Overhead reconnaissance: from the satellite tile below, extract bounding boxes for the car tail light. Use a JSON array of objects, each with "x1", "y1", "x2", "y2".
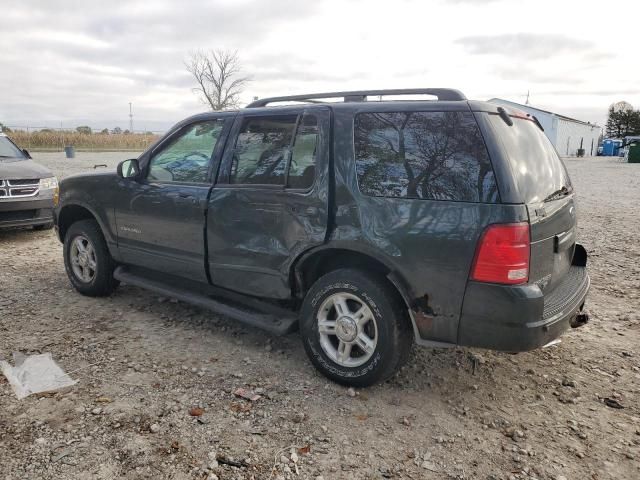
[{"x1": 470, "y1": 223, "x2": 530, "y2": 285}]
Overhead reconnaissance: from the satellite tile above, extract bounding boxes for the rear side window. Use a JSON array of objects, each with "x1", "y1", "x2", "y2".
[
  {"x1": 354, "y1": 111, "x2": 499, "y2": 203},
  {"x1": 487, "y1": 114, "x2": 572, "y2": 203}
]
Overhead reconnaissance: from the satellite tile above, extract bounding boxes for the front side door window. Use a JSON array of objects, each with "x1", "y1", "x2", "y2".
[{"x1": 148, "y1": 120, "x2": 225, "y2": 183}]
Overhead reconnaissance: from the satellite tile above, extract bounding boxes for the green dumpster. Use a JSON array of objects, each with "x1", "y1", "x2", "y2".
[{"x1": 628, "y1": 143, "x2": 640, "y2": 163}]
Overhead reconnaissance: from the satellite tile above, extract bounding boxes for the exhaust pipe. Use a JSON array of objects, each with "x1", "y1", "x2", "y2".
[{"x1": 570, "y1": 312, "x2": 589, "y2": 328}]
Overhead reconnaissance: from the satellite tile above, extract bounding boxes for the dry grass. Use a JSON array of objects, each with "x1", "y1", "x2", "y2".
[{"x1": 9, "y1": 130, "x2": 160, "y2": 151}]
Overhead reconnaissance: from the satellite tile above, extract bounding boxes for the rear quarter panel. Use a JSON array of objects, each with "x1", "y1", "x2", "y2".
[{"x1": 330, "y1": 105, "x2": 528, "y2": 344}]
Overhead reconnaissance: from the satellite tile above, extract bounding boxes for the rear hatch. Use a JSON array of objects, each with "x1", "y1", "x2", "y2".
[{"x1": 487, "y1": 112, "x2": 577, "y2": 294}]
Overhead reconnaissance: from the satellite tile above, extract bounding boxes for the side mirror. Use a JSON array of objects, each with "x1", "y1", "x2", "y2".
[
  {"x1": 22, "y1": 148, "x2": 32, "y2": 159},
  {"x1": 117, "y1": 158, "x2": 141, "y2": 179}
]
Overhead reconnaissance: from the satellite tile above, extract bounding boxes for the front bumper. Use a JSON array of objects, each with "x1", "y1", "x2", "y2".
[
  {"x1": 0, "y1": 197, "x2": 54, "y2": 229},
  {"x1": 457, "y1": 265, "x2": 590, "y2": 352}
]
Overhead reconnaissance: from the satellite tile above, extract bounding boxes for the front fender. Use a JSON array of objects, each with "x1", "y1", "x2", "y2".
[{"x1": 56, "y1": 173, "x2": 120, "y2": 258}]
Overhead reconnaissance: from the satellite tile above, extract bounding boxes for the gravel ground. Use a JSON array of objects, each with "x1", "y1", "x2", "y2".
[{"x1": 1, "y1": 153, "x2": 639, "y2": 480}]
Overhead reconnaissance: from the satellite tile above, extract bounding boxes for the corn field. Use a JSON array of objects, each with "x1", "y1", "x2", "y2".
[{"x1": 9, "y1": 130, "x2": 161, "y2": 151}]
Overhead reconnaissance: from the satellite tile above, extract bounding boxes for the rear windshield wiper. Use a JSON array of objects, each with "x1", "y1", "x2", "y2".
[
  {"x1": 531, "y1": 115, "x2": 544, "y2": 132},
  {"x1": 496, "y1": 108, "x2": 544, "y2": 131},
  {"x1": 497, "y1": 107, "x2": 513, "y2": 126},
  {"x1": 543, "y1": 186, "x2": 571, "y2": 202}
]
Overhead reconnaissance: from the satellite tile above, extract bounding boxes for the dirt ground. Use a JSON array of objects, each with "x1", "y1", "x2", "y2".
[{"x1": 1, "y1": 153, "x2": 639, "y2": 480}]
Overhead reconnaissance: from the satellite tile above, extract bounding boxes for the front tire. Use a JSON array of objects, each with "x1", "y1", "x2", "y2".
[
  {"x1": 300, "y1": 269, "x2": 413, "y2": 387},
  {"x1": 63, "y1": 219, "x2": 119, "y2": 297}
]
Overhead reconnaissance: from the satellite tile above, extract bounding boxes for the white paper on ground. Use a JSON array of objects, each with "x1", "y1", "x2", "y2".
[{"x1": 0, "y1": 352, "x2": 77, "y2": 399}]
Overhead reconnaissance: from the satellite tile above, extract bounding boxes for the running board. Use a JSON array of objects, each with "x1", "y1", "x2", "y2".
[{"x1": 113, "y1": 267, "x2": 298, "y2": 335}]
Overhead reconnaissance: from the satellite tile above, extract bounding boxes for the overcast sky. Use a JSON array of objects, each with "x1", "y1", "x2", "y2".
[{"x1": 1, "y1": 0, "x2": 638, "y2": 132}]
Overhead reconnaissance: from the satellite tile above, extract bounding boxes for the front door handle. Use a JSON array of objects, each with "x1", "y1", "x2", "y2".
[
  {"x1": 168, "y1": 192, "x2": 194, "y2": 200},
  {"x1": 167, "y1": 192, "x2": 200, "y2": 206}
]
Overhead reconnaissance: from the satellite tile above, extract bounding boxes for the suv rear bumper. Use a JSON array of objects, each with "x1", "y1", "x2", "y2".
[
  {"x1": 0, "y1": 197, "x2": 54, "y2": 229},
  {"x1": 457, "y1": 265, "x2": 590, "y2": 352}
]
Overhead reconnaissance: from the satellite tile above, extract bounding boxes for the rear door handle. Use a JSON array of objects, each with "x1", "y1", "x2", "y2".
[{"x1": 290, "y1": 206, "x2": 318, "y2": 215}]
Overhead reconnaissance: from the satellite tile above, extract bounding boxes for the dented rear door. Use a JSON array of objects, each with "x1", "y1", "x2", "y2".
[{"x1": 206, "y1": 106, "x2": 330, "y2": 298}]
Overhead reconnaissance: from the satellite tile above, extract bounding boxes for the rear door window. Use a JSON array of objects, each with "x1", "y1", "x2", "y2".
[
  {"x1": 230, "y1": 115, "x2": 297, "y2": 185},
  {"x1": 487, "y1": 114, "x2": 572, "y2": 203},
  {"x1": 354, "y1": 111, "x2": 499, "y2": 202},
  {"x1": 228, "y1": 113, "x2": 318, "y2": 189},
  {"x1": 287, "y1": 114, "x2": 318, "y2": 189}
]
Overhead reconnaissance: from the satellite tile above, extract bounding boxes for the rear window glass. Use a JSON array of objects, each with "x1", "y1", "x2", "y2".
[
  {"x1": 354, "y1": 111, "x2": 499, "y2": 203},
  {"x1": 488, "y1": 114, "x2": 572, "y2": 203}
]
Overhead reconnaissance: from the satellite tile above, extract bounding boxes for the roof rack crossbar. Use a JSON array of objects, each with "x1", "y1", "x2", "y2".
[{"x1": 246, "y1": 88, "x2": 466, "y2": 108}]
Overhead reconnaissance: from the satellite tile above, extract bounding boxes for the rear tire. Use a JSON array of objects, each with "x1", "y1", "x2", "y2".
[
  {"x1": 63, "y1": 219, "x2": 119, "y2": 297},
  {"x1": 300, "y1": 269, "x2": 413, "y2": 387}
]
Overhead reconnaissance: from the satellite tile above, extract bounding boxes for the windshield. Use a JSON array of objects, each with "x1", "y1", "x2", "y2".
[
  {"x1": 0, "y1": 136, "x2": 27, "y2": 162},
  {"x1": 488, "y1": 114, "x2": 572, "y2": 203}
]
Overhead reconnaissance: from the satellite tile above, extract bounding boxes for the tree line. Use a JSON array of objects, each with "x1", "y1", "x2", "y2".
[
  {"x1": 0, "y1": 124, "x2": 155, "y2": 135},
  {"x1": 74, "y1": 126, "x2": 155, "y2": 135},
  {"x1": 605, "y1": 102, "x2": 640, "y2": 139}
]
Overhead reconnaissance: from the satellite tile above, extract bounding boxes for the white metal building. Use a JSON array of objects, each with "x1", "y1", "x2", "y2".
[{"x1": 489, "y1": 98, "x2": 602, "y2": 157}]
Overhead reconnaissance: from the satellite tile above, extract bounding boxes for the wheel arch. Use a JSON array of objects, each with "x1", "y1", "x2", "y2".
[
  {"x1": 57, "y1": 203, "x2": 104, "y2": 243},
  {"x1": 292, "y1": 245, "x2": 415, "y2": 318},
  {"x1": 291, "y1": 245, "x2": 454, "y2": 347}
]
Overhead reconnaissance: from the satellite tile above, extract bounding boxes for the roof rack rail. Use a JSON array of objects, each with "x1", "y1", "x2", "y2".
[{"x1": 246, "y1": 88, "x2": 466, "y2": 108}]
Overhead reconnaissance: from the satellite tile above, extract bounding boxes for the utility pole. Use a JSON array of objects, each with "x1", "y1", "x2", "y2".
[
  {"x1": 129, "y1": 102, "x2": 133, "y2": 132},
  {"x1": 525, "y1": 90, "x2": 530, "y2": 105}
]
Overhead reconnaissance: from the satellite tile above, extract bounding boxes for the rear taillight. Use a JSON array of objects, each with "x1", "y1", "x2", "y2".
[{"x1": 470, "y1": 223, "x2": 530, "y2": 285}]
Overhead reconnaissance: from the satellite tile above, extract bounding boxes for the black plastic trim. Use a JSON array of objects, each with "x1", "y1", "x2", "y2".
[{"x1": 113, "y1": 266, "x2": 298, "y2": 335}]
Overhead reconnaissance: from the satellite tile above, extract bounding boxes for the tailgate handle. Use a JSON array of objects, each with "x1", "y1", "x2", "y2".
[{"x1": 554, "y1": 230, "x2": 575, "y2": 253}]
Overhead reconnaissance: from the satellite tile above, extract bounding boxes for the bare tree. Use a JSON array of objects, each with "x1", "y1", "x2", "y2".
[{"x1": 185, "y1": 50, "x2": 250, "y2": 111}]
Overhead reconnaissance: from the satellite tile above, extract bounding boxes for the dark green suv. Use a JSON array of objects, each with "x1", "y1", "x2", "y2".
[{"x1": 55, "y1": 89, "x2": 589, "y2": 387}]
